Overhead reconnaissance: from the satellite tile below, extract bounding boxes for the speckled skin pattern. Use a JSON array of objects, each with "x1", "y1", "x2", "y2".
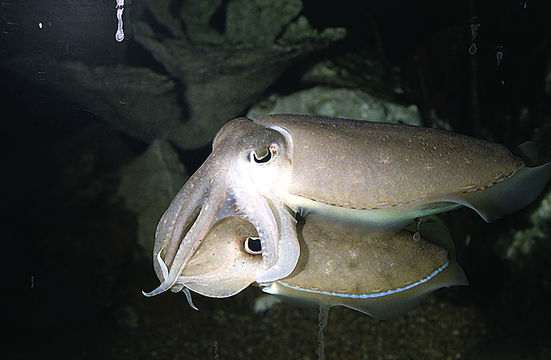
[{"x1": 255, "y1": 114, "x2": 524, "y2": 210}]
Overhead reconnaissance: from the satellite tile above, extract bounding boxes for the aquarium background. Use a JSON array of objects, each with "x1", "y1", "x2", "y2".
[{"x1": 3, "y1": 1, "x2": 551, "y2": 359}]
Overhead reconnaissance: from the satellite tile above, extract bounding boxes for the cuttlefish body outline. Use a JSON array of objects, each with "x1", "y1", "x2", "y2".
[
  {"x1": 143, "y1": 114, "x2": 551, "y2": 297},
  {"x1": 176, "y1": 216, "x2": 468, "y2": 320}
]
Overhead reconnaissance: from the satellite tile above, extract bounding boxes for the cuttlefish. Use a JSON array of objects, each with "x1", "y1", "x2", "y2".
[
  {"x1": 173, "y1": 216, "x2": 467, "y2": 319},
  {"x1": 144, "y1": 114, "x2": 550, "y2": 297}
]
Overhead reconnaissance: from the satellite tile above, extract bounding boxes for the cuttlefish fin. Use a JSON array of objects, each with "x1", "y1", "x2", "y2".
[
  {"x1": 515, "y1": 141, "x2": 539, "y2": 165},
  {"x1": 443, "y1": 162, "x2": 551, "y2": 222},
  {"x1": 343, "y1": 261, "x2": 468, "y2": 320}
]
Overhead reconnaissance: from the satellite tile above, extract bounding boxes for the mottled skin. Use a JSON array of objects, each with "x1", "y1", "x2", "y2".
[
  {"x1": 144, "y1": 114, "x2": 550, "y2": 298},
  {"x1": 176, "y1": 216, "x2": 467, "y2": 319},
  {"x1": 255, "y1": 114, "x2": 523, "y2": 210},
  {"x1": 282, "y1": 220, "x2": 449, "y2": 295},
  {"x1": 265, "y1": 218, "x2": 467, "y2": 319}
]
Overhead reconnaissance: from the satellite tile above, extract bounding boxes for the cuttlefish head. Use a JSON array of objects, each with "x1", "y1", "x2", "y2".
[
  {"x1": 175, "y1": 217, "x2": 263, "y2": 301},
  {"x1": 143, "y1": 118, "x2": 300, "y2": 297}
]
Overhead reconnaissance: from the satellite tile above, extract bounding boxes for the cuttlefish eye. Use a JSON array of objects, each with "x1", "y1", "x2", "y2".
[
  {"x1": 243, "y1": 236, "x2": 262, "y2": 255},
  {"x1": 249, "y1": 143, "x2": 279, "y2": 164}
]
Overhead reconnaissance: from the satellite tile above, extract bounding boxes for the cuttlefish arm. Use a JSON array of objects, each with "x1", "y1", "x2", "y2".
[
  {"x1": 143, "y1": 119, "x2": 300, "y2": 297},
  {"x1": 249, "y1": 114, "x2": 551, "y2": 228},
  {"x1": 143, "y1": 154, "x2": 231, "y2": 297}
]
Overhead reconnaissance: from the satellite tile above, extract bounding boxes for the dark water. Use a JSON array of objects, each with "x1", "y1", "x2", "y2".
[{"x1": 4, "y1": 1, "x2": 551, "y2": 359}]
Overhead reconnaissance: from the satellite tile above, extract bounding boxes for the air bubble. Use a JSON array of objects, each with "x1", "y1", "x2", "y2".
[
  {"x1": 468, "y1": 42, "x2": 477, "y2": 55},
  {"x1": 496, "y1": 45, "x2": 504, "y2": 67},
  {"x1": 115, "y1": 0, "x2": 124, "y2": 42}
]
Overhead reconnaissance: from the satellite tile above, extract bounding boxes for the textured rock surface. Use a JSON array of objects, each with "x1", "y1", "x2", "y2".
[
  {"x1": 506, "y1": 190, "x2": 551, "y2": 259},
  {"x1": 1, "y1": 0, "x2": 345, "y2": 150},
  {"x1": 130, "y1": 0, "x2": 345, "y2": 149},
  {"x1": 248, "y1": 86, "x2": 422, "y2": 126},
  {"x1": 301, "y1": 54, "x2": 405, "y2": 100},
  {"x1": 226, "y1": 0, "x2": 303, "y2": 45}
]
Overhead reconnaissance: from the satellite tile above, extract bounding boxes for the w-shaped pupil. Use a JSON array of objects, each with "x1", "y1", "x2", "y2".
[
  {"x1": 244, "y1": 237, "x2": 262, "y2": 253},
  {"x1": 253, "y1": 149, "x2": 272, "y2": 163}
]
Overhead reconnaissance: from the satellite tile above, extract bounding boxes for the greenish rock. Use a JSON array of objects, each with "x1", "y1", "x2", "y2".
[
  {"x1": 132, "y1": 0, "x2": 345, "y2": 148},
  {"x1": 180, "y1": 0, "x2": 225, "y2": 44},
  {"x1": 301, "y1": 53, "x2": 404, "y2": 100},
  {"x1": 226, "y1": 0, "x2": 302, "y2": 45},
  {"x1": 248, "y1": 86, "x2": 422, "y2": 126},
  {"x1": 506, "y1": 190, "x2": 551, "y2": 259},
  {"x1": 61, "y1": 62, "x2": 184, "y2": 142},
  {"x1": 278, "y1": 16, "x2": 319, "y2": 44},
  {"x1": 141, "y1": 0, "x2": 185, "y2": 38},
  {"x1": 4, "y1": 0, "x2": 346, "y2": 150}
]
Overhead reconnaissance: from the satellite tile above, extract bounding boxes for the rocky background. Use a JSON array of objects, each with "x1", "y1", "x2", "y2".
[{"x1": 3, "y1": 0, "x2": 551, "y2": 359}]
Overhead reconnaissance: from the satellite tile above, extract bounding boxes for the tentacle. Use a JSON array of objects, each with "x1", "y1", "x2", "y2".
[
  {"x1": 230, "y1": 185, "x2": 300, "y2": 282},
  {"x1": 156, "y1": 155, "x2": 219, "y2": 270},
  {"x1": 142, "y1": 251, "x2": 169, "y2": 297},
  {"x1": 227, "y1": 165, "x2": 280, "y2": 272},
  {"x1": 145, "y1": 152, "x2": 235, "y2": 296},
  {"x1": 143, "y1": 190, "x2": 226, "y2": 297},
  {"x1": 183, "y1": 288, "x2": 199, "y2": 311}
]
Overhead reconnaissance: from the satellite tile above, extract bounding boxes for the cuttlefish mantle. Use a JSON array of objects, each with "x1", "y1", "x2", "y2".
[
  {"x1": 252, "y1": 114, "x2": 551, "y2": 227},
  {"x1": 174, "y1": 216, "x2": 467, "y2": 319},
  {"x1": 144, "y1": 114, "x2": 550, "y2": 297},
  {"x1": 263, "y1": 218, "x2": 467, "y2": 319}
]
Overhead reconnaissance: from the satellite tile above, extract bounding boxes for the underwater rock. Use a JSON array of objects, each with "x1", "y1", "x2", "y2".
[
  {"x1": 296, "y1": 53, "x2": 451, "y2": 130},
  {"x1": 1, "y1": 55, "x2": 188, "y2": 146},
  {"x1": 117, "y1": 139, "x2": 188, "y2": 255},
  {"x1": 247, "y1": 86, "x2": 422, "y2": 126},
  {"x1": 62, "y1": 63, "x2": 185, "y2": 143},
  {"x1": 301, "y1": 54, "x2": 404, "y2": 100},
  {"x1": 132, "y1": 0, "x2": 345, "y2": 149},
  {"x1": 506, "y1": 189, "x2": 551, "y2": 259},
  {"x1": 179, "y1": 0, "x2": 225, "y2": 44},
  {"x1": 225, "y1": 0, "x2": 303, "y2": 45},
  {"x1": 139, "y1": 0, "x2": 186, "y2": 39},
  {"x1": 2, "y1": 0, "x2": 345, "y2": 150}
]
